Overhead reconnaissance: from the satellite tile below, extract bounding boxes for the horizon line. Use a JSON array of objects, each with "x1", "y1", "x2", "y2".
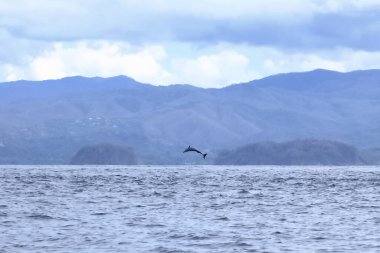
[{"x1": 2, "y1": 68, "x2": 380, "y2": 88}]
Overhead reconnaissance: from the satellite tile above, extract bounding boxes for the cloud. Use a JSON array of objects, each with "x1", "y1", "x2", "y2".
[
  {"x1": 2, "y1": 1, "x2": 308, "y2": 42},
  {"x1": 5, "y1": 40, "x2": 380, "y2": 88},
  {"x1": 259, "y1": 47, "x2": 380, "y2": 76},
  {"x1": 2, "y1": 1, "x2": 380, "y2": 85},
  {"x1": 168, "y1": 50, "x2": 259, "y2": 87},
  {"x1": 3, "y1": 41, "x2": 171, "y2": 84},
  {"x1": 1, "y1": 40, "x2": 258, "y2": 87},
  {"x1": 262, "y1": 50, "x2": 346, "y2": 75},
  {"x1": 0, "y1": 28, "x2": 48, "y2": 65},
  {"x1": 1, "y1": 0, "x2": 380, "y2": 51}
]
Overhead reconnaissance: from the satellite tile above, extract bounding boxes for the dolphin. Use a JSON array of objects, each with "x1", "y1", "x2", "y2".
[{"x1": 183, "y1": 145, "x2": 207, "y2": 159}]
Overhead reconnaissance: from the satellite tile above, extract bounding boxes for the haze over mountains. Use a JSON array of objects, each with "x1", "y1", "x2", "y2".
[{"x1": 1, "y1": 69, "x2": 380, "y2": 164}]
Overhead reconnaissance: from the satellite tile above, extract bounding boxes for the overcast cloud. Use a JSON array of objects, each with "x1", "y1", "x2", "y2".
[{"x1": 1, "y1": 0, "x2": 380, "y2": 87}]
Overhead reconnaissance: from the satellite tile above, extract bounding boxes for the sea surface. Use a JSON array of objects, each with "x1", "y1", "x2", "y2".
[{"x1": 0, "y1": 165, "x2": 379, "y2": 253}]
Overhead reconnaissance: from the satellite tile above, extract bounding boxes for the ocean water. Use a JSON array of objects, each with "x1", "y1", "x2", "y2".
[{"x1": 0, "y1": 165, "x2": 379, "y2": 253}]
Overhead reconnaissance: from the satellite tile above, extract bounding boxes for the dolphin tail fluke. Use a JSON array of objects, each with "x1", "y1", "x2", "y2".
[{"x1": 203, "y1": 153, "x2": 207, "y2": 159}]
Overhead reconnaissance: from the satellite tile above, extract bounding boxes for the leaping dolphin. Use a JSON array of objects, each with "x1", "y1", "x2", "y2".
[{"x1": 183, "y1": 145, "x2": 207, "y2": 159}]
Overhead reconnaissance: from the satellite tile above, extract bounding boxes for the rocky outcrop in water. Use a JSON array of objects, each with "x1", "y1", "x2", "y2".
[
  {"x1": 70, "y1": 143, "x2": 137, "y2": 165},
  {"x1": 215, "y1": 139, "x2": 366, "y2": 165}
]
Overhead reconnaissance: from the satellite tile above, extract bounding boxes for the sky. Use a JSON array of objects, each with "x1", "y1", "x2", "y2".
[{"x1": 1, "y1": 0, "x2": 380, "y2": 88}]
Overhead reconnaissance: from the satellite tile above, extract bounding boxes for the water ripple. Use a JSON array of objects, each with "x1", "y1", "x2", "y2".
[{"x1": 0, "y1": 165, "x2": 379, "y2": 252}]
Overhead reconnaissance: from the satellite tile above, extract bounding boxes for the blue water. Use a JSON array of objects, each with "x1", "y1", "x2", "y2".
[{"x1": 0, "y1": 165, "x2": 379, "y2": 252}]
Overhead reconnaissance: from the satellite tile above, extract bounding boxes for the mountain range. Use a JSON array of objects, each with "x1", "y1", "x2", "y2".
[{"x1": 1, "y1": 69, "x2": 380, "y2": 164}]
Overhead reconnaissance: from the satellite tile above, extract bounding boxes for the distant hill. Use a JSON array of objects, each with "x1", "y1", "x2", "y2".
[
  {"x1": 214, "y1": 139, "x2": 365, "y2": 165},
  {"x1": 360, "y1": 148, "x2": 380, "y2": 165},
  {"x1": 70, "y1": 143, "x2": 137, "y2": 165},
  {"x1": 1, "y1": 69, "x2": 380, "y2": 164}
]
